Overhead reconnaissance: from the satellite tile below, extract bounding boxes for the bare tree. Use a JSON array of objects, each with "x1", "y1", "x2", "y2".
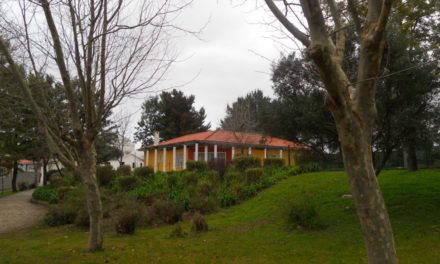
[
  {"x1": 0, "y1": 0, "x2": 193, "y2": 251},
  {"x1": 263, "y1": 0, "x2": 397, "y2": 263},
  {"x1": 114, "y1": 110, "x2": 132, "y2": 166}
]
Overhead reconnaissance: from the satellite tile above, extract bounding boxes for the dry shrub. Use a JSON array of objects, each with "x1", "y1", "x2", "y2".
[
  {"x1": 151, "y1": 199, "x2": 184, "y2": 224},
  {"x1": 191, "y1": 212, "x2": 208, "y2": 232},
  {"x1": 115, "y1": 210, "x2": 137, "y2": 235},
  {"x1": 169, "y1": 224, "x2": 187, "y2": 238},
  {"x1": 96, "y1": 165, "x2": 115, "y2": 186}
]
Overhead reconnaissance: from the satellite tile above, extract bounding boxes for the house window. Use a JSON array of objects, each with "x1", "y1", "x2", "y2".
[
  {"x1": 132, "y1": 163, "x2": 135, "y2": 168},
  {"x1": 176, "y1": 153, "x2": 184, "y2": 168}
]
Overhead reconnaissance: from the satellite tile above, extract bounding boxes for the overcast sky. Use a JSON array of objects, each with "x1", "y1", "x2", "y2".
[{"x1": 121, "y1": 0, "x2": 297, "y2": 139}]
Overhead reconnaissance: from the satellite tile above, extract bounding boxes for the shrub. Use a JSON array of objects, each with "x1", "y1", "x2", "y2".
[
  {"x1": 74, "y1": 208, "x2": 90, "y2": 228},
  {"x1": 151, "y1": 199, "x2": 184, "y2": 224},
  {"x1": 115, "y1": 210, "x2": 137, "y2": 235},
  {"x1": 287, "y1": 166, "x2": 301, "y2": 176},
  {"x1": 299, "y1": 163, "x2": 321, "y2": 173},
  {"x1": 18, "y1": 181, "x2": 28, "y2": 191},
  {"x1": 287, "y1": 194, "x2": 324, "y2": 230},
  {"x1": 118, "y1": 176, "x2": 139, "y2": 192},
  {"x1": 205, "y1": 170, "x2": 220, "y2": 183},
  {"x1": 186, "y1": 160, "x2": 208, "y2": 172},
  {"x1": 169, "y1": 224, "x2": 187, "y2": 238},
  {"x1": 45, "y1": 205, "x2": 76, "y2": 226},
  {"x1": 196, "y1": 180, "x2": 214, "y2": 196},
  {"x1": 182, "y1": 172, "x2": 198, "y2": 186},
  {"x1": 116, "y1": 165, "x2": 132, "y2": 176},
  {"x1": 245, "y1": 168, "x2": 263, "y2": 184},
  {"x1": 133, "y1": 166, "x2": 154, "y2": 180},
  {"x1": 229, "y1": 180, "x2": 246, "y2": 200},
  {"x1": 207, "y1": 158, "x2": 227, "y2": 177},
  {"x1": 28, "y1": 183, "x2": 36, "y2": 189},
  {"x1": 233, "y1": 156, "x2": 261, "y2": 171},
  {"x1": 166, "y1": 174, "x2": 179, "y2": 189},
  {"x1": 264, "y1": 158, "x2": 284, "y2": 168},
  {"x1": 191, "y1": 212, "x2": 208, "y2": 232},
  {"x1": 96, "y1": 165, "x2": 115, "y2": 186},
  {"x1": 224, "y1": 171, "x2": 241, "y2": 185},
  {"x1": 217, "y1": 186, "x2": 238, "y2": 207},
  {"x1": 188, "y1": 196, "x2": 217, "y2": 213},
  {"x1": 32, "y1": 185, "x2": 58, "y2": 204},
  {"x1": 50, "y1": 175, "x2": 66, "y2": 188},
  {"x1": 57, "y1": 186, "x2": 74, "y2": 200}
]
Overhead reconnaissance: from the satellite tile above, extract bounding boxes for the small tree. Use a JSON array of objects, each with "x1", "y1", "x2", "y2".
[
  {"x1": 264, "y1": 0, "x2": 398, "y2": 262},
  {"x1": 134, "y1": 89, "x2": 211, "y2": 146},
  {"x1": 1, "y1": 0, "x2": 193, "y2": 251}
]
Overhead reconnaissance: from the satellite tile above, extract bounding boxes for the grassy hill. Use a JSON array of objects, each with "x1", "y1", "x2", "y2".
[{"x1": 0, "y1": 170, "x2": 439, "y2": 263}]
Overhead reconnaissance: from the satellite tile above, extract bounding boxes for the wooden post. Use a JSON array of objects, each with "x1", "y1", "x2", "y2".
[
  {"x1": 172, "y1": 146, "x2": 176, "y2": 171},
  {"x1": 195, "y1": 143, "x2": 199, "y2": 161},
  {"x1": 214, "y1": 144, "x2": 218, "y2": 158},
  {"x1": 183, "y1": 145, "x2": 187, "y2": 169},
  {"x1": 163, "y1": 147, "x2": 166, "y2": 172},
  {"x1": 154, "y1": 148, "x2": 158, "y2": 172},
  {"x1": 232, "y1": 146, "x2": 235, "y2": 159},
  {"x1": 146, "y1": 150, "x2": 149, "y2": 167},
  {"x1": 204, "y1": 145, "x2": 208, "y2": 161}
]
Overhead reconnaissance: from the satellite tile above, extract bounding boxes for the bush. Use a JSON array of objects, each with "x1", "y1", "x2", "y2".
[
  {"x1": 229, "y1": 180, "x2": 246, "y2": 200},
  {"x1": 217, "y1": 186, "x2": 238, "y2": 207},
  {"x1": 233, "y1": 156, "x2": 261, "y2": 171},
  {"x1": 208, "y1": 158, "x2": 227, "y2": 177},
  {"x1": 151, "y1": 199, "x2": 184, "y2": 224},
  {"x1": 166, "y1": 174, "x2": 179, "y2": 188},
  {"x1": 133, "y1": 166, "x2": 154, "y2": 180},
  {"x1": 287, "y1": 194, "x2": 324, "y2": 230},
  {"x1": 28, "y1": 183, "x2": 36, "y2": 189},
  {"x1": 196, "y1": 180, "x2": 214, "y2": 196},
  {"x1": 57, "y1": 186, "x2": 74, "y2": 200},
  {"x1": 74, "y1": 208, "x2": 90, "y2": 228},
  {"x1": 115, "y1": 210, "x2": 137, "y2": 235},
  {"x1": 224, "y1": 171, "x2": 241, "y2": 185},
  {"x1": 245, "y1": 168, "x2": 263, "y2": 184},
  {"x1": 188, "y1": 195, "x2": 217, "y2": 213},
  {"x1": 50, "y1": 175, "x2": 66, "y2": 188},
  {"x1": 182, "y1": 172, "x2": 198, "y2": 186},
  {"x1": 96, "y1": 165, "x2": 115, "y2": 186},
  {"x1": 191, "y1": 212, "x2": 208, "y2": 232},
  {"x1": 118, "y1": 176, "x2": 139, "y2": 192},
  {"x1": 186, "y1": 160, "x2": 208, "y2": 172},
  {"x1": 287, "y1": 166, "x2": 301, "y2": 176},
  {"x1": 299, "y1": 163, "x2": 321, "y2": 173},
  {"x1": 45, "y1": 205, "x2": 76, "y2": 226},
  {"x1": 33, "y1": 185, "x2": 58, "y2": 204},
  {"x1": 18, "y1": 181, "x2": 28, "y2": 191},
  {"x1": 116, "y1": 165, "x2": 132, "y2": 176},
  {"x1": 264, "y1": 158, "x2": 284, "y2": 168}
]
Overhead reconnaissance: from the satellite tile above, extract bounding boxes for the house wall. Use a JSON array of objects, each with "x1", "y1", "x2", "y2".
[{"x1": 143, "y1": 144, "x2": 297, "y2": 172}]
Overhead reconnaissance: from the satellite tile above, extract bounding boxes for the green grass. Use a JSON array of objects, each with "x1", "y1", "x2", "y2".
[
  {"x1": 0, "y1": 191, "x2": 12, "y2": 198},
  {"x1": 1, "y1": 169, "x2": 439, "y2": 263}
]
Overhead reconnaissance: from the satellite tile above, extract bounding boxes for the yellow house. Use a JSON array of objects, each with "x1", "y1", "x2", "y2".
[{"x1": 142, "y1": 130, "x2": 306, "y2": 172}]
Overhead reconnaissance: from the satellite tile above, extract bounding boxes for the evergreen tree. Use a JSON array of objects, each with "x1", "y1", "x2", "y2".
[{"x1": 134, "y1": 89, "x2": 210, "y2": 146}]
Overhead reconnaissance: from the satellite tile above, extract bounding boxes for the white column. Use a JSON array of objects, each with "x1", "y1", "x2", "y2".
[
  {"x1": 195, "y1": 143, "x2": 199, "y2": 161},
  {"x1": 154, "y1": 148, "x2": 158, "y2": 172},
  {"x1": 231, "y1": 146, "x2": 235, "y2": 159},
  {"x1": 146, "y1": 150, "x2": 150, "y2": 166},
  {"x1": 172, "y1": 147, "x2": 176, "y2": 171},
  {"x1": 280, "y1": 149, "x2": 283, "y2": 158},
  {"x1": 214, "y1": 144, "x2": 218, "y2": 158},
  {"x1": 204, "y1": 145, "x2": 208, "y2": 161},
  {"x1": 163, "y1": 148, "x2": 167, "y2": 172},
  {"x1": 264, "y1": 148, "x2": 267, "y2": 159},
  {"x1": 183, "y1": 144, "x2": 187, "y2": 169},
  {"x1": 248, "y1": 147, "x2": 252, "y2": 155}
]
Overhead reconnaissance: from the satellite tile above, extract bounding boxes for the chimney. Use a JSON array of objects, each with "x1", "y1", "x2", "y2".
[{"x1": 153, "y1": 131, "x2": 160, "y2": 146}]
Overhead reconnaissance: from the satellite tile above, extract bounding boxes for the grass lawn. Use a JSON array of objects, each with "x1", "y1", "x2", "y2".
[
  {"x1": 0, "y1": 169, "x2": 439, "y2": 263},
  {"x1": 0, "y1": 191, "x2": 12, "y2": 198}
]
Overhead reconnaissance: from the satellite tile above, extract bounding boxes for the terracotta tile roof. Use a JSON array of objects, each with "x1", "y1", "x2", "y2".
[{"x1": 146, "y1": 130, "x2": 305, "y2": 149}]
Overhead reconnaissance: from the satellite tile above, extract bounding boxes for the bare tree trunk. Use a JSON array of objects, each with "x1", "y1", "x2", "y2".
[
  {"x1": 78, "y1": 142, "x2": 103, "y2": 251},
  {"x1": 43, "y1": 158, "x2": 48, "y2": 186},
  {"x1": 11, "y1": 160, "x2": 18, "y2": 192},
  {"x1": 335, "y1": 113, "x2": 397, "y2": 263}
]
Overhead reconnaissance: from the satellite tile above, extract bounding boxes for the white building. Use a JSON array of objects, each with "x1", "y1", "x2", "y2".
[{"x1": 109, "y1": 139, "x2": 144, "y2": 170}]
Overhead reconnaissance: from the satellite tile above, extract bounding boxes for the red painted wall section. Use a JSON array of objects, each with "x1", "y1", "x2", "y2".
[{"x1": 186, "y1": 145, "x2": 233, "y2": 161}]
